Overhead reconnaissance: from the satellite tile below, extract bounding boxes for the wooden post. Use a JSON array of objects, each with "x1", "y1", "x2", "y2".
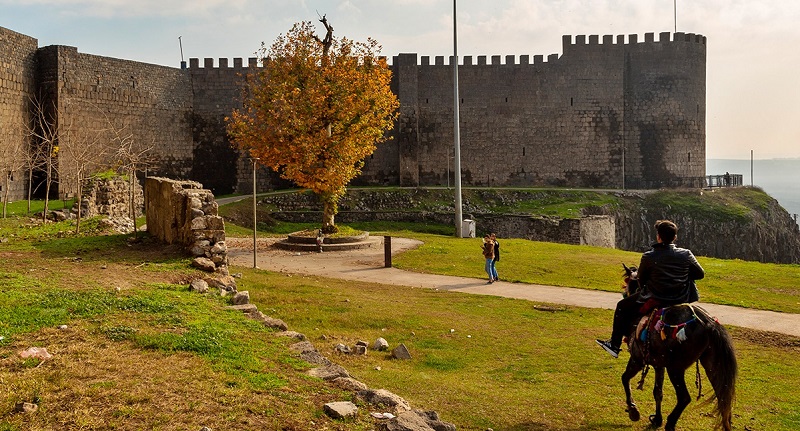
[{"x1": 384, "y1": 236, "x2": 392, "y2": 268}]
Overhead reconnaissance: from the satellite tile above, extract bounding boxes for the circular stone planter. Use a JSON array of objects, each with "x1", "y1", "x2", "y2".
[{"x1": 275, "y1": 231, "x2": 375, "y2": 251}]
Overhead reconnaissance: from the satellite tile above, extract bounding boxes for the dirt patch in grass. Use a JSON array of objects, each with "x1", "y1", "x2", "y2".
[{"x1": 731, "y1": 327, "x2": 800, "y2": 350}]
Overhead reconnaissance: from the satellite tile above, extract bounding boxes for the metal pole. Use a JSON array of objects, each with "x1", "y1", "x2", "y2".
[
  {"x1": 252, "y1": 157, "x2": 259, "y2": 269},
  {"x1": 674, "y1": 0, "x2": 677, "y2": 33},
  {"x1": 750, "y1": 150, "x2": 753, "y2": 187},
  {"x1": 622, "y1": 147, "x2": 626, "y2": 191},
  {"x1": 453, "y1": 0, "x2": 464, "y2": 237}
]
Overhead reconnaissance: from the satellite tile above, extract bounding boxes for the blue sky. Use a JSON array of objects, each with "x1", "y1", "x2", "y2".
[{"x1": 2, "y1": 0, "x2": 799, "y2": 159}]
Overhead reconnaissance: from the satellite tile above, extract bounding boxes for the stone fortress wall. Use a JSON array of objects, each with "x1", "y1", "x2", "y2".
[
  {"x1": 0, "y1": 25, "x2": 706, "y2": 200},
  {"x1": 0, "y1": 27, "x2": 38, "y2": 200},
  {"x1": 359, "y1": 32, "x2": 706, "y2": 189}
]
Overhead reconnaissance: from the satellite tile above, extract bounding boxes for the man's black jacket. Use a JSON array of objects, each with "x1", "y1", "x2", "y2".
[{"x1": 638, "y1": 243, "x2": 705, "y2": 304}]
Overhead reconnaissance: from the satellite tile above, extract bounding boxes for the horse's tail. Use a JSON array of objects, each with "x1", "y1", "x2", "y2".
[{"x1": 697, "y1": 308, "x2": 738, "y2": 431}]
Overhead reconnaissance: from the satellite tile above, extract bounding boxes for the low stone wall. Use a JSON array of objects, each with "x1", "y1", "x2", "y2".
[
  {"x1": 145, "y1": 177, "x2": 227, "y2": 268},
  {"x1": 269, "y1": 210, "x2": 615, "y2": 248},
  {"x1": 77, "y1": 176, "x2": 143, "y2": 218}
]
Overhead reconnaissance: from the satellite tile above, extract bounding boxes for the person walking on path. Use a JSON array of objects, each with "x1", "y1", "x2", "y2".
[
  {"x1": 490, "y1": 233, "x2": 500, "y2": 282},
  {"x1": 481, "y1": 235, "x2": 496, "y2": 284},
  {"x1": 596, "y1": 219, "x2": 704, "y2": 358}
]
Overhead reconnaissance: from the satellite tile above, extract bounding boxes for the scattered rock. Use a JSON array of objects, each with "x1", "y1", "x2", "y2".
[
  {"x1": 323, "y1": 401, "x2": 358, "y2": 419},
  {"x1": 353, "y1": 344, "x2": 367, "y2": 355},
  {"x1": 374, "y1": 337, "x2": 389, "y2": 351},
  {"x1": 275, "y1": 331, "x2": 306, "y2": 341},
  {"x1": 392, "y1": 343, "x2": 412, "y2": 360},
  {"x1": 226, "y1": 304, "x2": 258, "y2": 314},
  {"x1": 308, "y1": 364, "x2": 350, "y2": 381},
  {"x1": 377, "y1": 410, "x2": 456, "y2": 431},
  {"x1": 19, "y1": 347, "x2": 52, "y2": 361},
  {"x1": 57, "y1": 325, "x2": 68, "y2": 330},
  {"x1": 189, "y1": 279, "x2": 209, "y2": 293},
  {"x1": 191, "y1": 257, "x2": 216, "y2": 272},
  {"x1": 331, "y1": 376, "x2": 368, "y2": 392},
  {"x1": 14, "y1": 402, "x2": 38, "y2": 414},
  {"x1": 231, "y1": 291, "x2": 250, "y2": 305},
  {"x1": 247, "y1": 311, "x2": 288, "y2": 331},
  {"x1": 357, "y1": 388, "x2": 411, "y2": 413},
  {"x1": 205, "y1": 275, "x2": 237, "y2": 292},
  {"x1": 290, "y1": 341, "x2": 331, "y2": 366}
]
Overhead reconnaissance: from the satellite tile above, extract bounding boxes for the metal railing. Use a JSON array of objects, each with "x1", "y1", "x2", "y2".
[{"x1": 706, "y1": 174, "x2": 743, "y2": 188}]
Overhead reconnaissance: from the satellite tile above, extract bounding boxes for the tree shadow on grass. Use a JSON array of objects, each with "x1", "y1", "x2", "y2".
[{"x1": 36, "y1": 232, "x2": 187, "y2": 264}]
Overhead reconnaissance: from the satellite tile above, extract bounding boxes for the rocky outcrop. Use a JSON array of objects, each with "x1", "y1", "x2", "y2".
[{"x1": 604, "y1": 188, "x2": 800, "y2": 264}]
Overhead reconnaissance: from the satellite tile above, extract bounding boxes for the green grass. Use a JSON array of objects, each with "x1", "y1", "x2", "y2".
[
  {"x1": 387, "y1": 233, "x2": 800, "y2": 314},
  {"x1": 1, "y1": 197, "x2": 76, "y2": 217},
  {"x1": 237, "y1": 268, "x2": 800, "y2": 431},
  {"x1": 643, "y1": 187, "x2": 774, "y2": 223},
  {"x1": 2, "y1": 202, "x2": 799, "y2": 431}
]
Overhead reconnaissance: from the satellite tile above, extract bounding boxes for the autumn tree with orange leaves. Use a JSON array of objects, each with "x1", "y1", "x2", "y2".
[{"x1": 227, "y1": 17, "x2": 399, "y2": 233}]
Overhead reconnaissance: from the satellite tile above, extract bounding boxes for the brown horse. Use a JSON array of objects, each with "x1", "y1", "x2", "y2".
[{"x1": 620, "y1": 265, "x2": 737, "y2": 431}]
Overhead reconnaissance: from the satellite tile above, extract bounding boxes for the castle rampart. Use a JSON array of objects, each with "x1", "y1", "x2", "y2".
[
  {"x1": 0, "y1": 27, "x2": 38, "y2": 200},
  {"x1": 1, "y1": 26, "x2": 706, "y2": 199},
  {"x1": 357, "y1": 31, "x2": 706, "y2": 189}
]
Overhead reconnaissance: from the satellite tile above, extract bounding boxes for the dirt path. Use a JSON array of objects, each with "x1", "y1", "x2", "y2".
[{"x1": 226, "y1": 236, "x2": 800, "y2": 338}]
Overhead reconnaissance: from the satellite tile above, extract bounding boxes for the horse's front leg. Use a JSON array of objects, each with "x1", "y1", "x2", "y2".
[
  {"x1": 649, "y1": 366, "x2": 664, "y2": 427},
  {"x1": 665, "y1": 366, "x2": 692, "y2": 431},
  {"x1": 621, "y1": 358, "x2": 643, "y2": 422}
]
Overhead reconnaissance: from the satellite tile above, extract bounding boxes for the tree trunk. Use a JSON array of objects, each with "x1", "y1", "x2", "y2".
[
  {"x1": 75, "y1": 173, "x2": 82, "y2": 234},
  {"x1": 320, "y1": 190, "x2": 338, "y2": 234},
  {"x1": 130, "y1": 167, "x2": 139, "y2": 236},
  {"x1": 2, "y1": 173, "x2": 9, "y2": 218},
  {"x1": 27, "y1": 168, "x2": 33, "y2": 215},
  {"x1": 43, "y1": 158, "x2": 52, "y2": 222},
  {"x1": 322, "y1": 199, "x2": 336, "y2": 233}
]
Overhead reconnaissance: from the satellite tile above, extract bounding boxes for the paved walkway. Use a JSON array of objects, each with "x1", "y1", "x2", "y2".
[{"x1": 226, "y1": 236, "x2": 800, "y2": 338}]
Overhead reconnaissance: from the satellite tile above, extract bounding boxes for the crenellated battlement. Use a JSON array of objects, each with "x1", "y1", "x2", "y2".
[
  {"x1": 564, "y1": 31, "x2": 706, "y2": 47},
  {"x1": 188, "y1": 57, "x2": 262, "y2": 69},
  {"x1": 391, "y1": 32, "x2": 706, "y2": 66}
]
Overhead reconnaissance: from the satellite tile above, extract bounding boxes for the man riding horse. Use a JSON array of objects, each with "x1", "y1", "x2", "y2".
[{"x1": 597, "y1": 219, "x2": 705, "y2": 358}]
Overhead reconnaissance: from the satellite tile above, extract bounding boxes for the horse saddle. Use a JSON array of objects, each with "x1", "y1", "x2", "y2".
[{"x1": 635, "y1": 303, "x2": 695, "y2": 344}]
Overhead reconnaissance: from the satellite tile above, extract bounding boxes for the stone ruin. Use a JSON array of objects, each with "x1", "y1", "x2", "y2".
[
  {"x1": 48, "y1": 176, "x2": 143, "y2": 232},
  {"x1": 77, "y1": 176, "x2": 143, "y2": 219},
  {"x1": 144, "y1": 177, "x2": 227, "y2": 272}
]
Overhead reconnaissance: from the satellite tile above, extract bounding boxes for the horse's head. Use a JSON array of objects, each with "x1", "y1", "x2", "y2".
[{"x1": 622, "y1": 263, "x2": 639, "y2": 297}]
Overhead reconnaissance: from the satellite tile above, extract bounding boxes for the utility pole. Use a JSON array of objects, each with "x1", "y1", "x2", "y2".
[
  {"x1": 453, "y1": 0, "x2": 464, "y2": 237},
  {"x1": 252, "y1": 157, "x2": 259, "y2": 269}
]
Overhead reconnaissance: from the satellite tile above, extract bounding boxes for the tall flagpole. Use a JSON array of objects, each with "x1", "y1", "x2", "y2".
[{"x1": 453, "y1": 0, "x2": 464, "y2": 237}]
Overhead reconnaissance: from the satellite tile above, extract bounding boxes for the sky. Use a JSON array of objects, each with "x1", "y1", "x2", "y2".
[{"x1": 2, "y1": 0, "x2": 799, "y2": 160}]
